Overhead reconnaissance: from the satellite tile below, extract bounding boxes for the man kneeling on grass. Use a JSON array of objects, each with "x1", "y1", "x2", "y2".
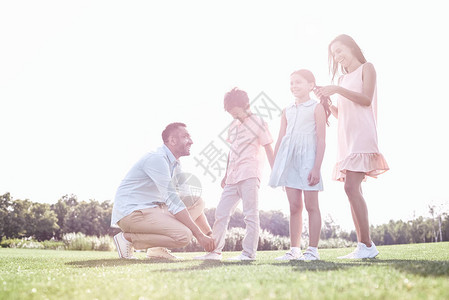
[{"x1": 111, "y1": 122, "x2": 215, "y2": 260}]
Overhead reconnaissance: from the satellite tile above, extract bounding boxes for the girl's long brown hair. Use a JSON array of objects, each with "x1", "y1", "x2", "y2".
[
  {"x1": 328, "y1": 34, "x2": 367, "y2": 82},
  {"x1": 313, "y1": 86, "x2": 331, "y2": 126}
]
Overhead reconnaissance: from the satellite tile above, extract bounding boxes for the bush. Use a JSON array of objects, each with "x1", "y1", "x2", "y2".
[
  {"x1": 1, "y1": 234, "x2": 114, "y2": 251},
  {"x1": 318, "y1": 238, "x2": 357, "y2": 249},
  {"x1": 62, "y1": 233, "x2": 92, "y2": 250},
  {"x1": 174, "y1": 227, "x2": 290, "y2": 252},
  {"x1": 258, "y1": 229, "x2": 290, "y2": 250},
  {"x1": 223, "y1": 227, "x2": 245, "y2": 251},
  {"x1": 92, "y1": 235, "x2": 114, "y2": 251},
  {"x1": 1, "y1": 237, "x2": 44, "y2": 249},
  {"x1": 40, "y1": 240, "x2": 65, "y2": 250},
  {"x1": 1, "y1": 237, "x2": 21, "y2": 248},
  {"x1": 62, "y1": 233, "x2": 114, "y2": 251}
]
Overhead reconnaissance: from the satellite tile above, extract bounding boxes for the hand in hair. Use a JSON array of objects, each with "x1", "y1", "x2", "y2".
[{"x1": 313, "y1": 86, "x2": 332, "y2": 126}]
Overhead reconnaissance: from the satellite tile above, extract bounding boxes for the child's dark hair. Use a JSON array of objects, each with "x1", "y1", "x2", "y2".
[
  {"x1": 291, "y1": 69, "x2": 331, "y2": 126},
  {"x1": 224, "y1": 87, "x2": 250, "y2": 111}
]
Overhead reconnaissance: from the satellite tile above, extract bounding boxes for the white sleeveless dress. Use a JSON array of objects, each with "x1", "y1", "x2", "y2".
[{"x1": 269, "y1": 99, "x2": 323, "y2": 191}]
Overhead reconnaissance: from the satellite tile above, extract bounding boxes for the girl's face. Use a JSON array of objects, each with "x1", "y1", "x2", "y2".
[
  {"x1": 290, "y1": 74, "x2": 313, "y2": 99},
  {"x1": 330, "y1": 41, "x2": 355, "y2": 69}
]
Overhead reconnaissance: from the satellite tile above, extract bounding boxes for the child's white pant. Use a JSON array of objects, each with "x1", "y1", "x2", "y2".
[{"x1": 212, "y1": 177, "x2": 260, "y2": 258}]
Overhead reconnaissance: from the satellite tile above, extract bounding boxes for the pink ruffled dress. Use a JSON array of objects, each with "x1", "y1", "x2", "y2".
[{"x1": 333, "y1": 63, "x2": 389, "y2": 181}]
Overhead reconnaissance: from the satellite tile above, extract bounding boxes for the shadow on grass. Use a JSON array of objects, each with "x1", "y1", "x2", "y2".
[
  {"x1": 67, "y1": 258, "x2": 260, "y2": 271},
  {"x1": 279, "y1": 259, "x2": 449, "y2": 277},
  {"x1": 66, "y1": 258, "x2": 449, "y2": 277},
  {"x1": 66, "y1": 258, "x2": 184, "y2": 267},
  {"x1": 362, "y1": 259, "x2": 449, "y2": 277},
  {"x1": 157, "y1": 260, "x2": 257, "y2": 272}
]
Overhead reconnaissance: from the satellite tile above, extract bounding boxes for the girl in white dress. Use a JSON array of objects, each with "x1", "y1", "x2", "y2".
[{"x1": 270, "y1": 69, "x2": 330, "y2": 260}]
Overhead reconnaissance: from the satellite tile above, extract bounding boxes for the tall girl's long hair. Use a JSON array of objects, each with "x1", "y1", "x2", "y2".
[
  {"x1": 328, "y1": 34, "x2": 367, "y2": 82},
  {"x1": 291, "y1": 69, "x2": 331, "y2": 126}
]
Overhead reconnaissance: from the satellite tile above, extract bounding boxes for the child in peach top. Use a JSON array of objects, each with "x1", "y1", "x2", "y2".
[
  {"x1": 316, "y1": 34, "x2": 389, "y2": 259},
  {"x1": 195, "y1": 88, "x2": 274, "y2": 261}
]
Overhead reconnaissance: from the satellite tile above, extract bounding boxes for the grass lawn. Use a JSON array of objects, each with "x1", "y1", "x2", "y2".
[{"x1": 1, "y1": 242, "x2": 448, "y2": 300}]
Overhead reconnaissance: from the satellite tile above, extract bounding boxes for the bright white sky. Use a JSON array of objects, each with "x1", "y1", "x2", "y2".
[{"x1": 1, "y1": 1, "x2": 448, "y2": 231}]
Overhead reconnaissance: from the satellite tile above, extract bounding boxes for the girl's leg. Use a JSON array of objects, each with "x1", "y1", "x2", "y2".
[
  {"x1": 304, "y1": 191, "x2": 321, "y2": 248},
  {"x1": 285, "y1": 187, "x2": 303, "y2": 247},
  {"x1": 350, "y1": 205, "x2": 361, "y2": 242},
  {"x1": 344, "y1": 171, "x2": 371, "y2": 246},
  {"x1": 349, "y1": 183, "x2": 364, "y2": 242}
]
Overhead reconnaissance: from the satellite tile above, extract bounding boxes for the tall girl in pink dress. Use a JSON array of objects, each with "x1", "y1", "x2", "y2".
[{"x1": 316, "y1": 34, "x2": 389, "y2": 259}]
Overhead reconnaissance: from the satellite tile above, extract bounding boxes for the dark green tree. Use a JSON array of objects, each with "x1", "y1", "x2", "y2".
[
  {"x1": 260, "y1": 210, "x2": 289, "y2": 236},
  {"x1": 0, "y1": 193, "x2": 13, "y2": 239},
  {"x1": 26, "y1": 203, "x2": 59, "y2": 241},
  {"x1": 63, "y1": 199, "x2": 112, "y2": 236},
  {"x1": 320, "y1": 215, "x2": 340, "y2": 240}
]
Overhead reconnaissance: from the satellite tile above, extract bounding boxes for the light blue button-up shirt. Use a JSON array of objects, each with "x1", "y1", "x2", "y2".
[{"x1": 111, "y1": 145, "x2": 186, "y2": 226}]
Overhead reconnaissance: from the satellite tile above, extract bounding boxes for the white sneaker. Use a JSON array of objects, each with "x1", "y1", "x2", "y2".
[
  {"x1": 275, "y1": 250, "x2": 304, "y2": 261},
  {"x1": 146, "y1": 247, "x2": 184, "y2": 260},
  {"x1": 337, "y1": 243, "x2": 360, "y2": 259},
  {"x1": 303, "y1": 249, "x2": 320, "y2": 261},
  {"x1": 113, "y1": 232, "x2": 137, "y2": 259},
  {"x1": 193, "y1": 252, "x2": 223, "y2": 260},
  {"x1": 338, "y1": 242, "x2": 379, "y2": 259},
  {"x1": 227, "y1": 253, "x2": 255, "y2": 261},
  {"x1": 353, "y1": 242, "x2": 379, "y2": 259}
]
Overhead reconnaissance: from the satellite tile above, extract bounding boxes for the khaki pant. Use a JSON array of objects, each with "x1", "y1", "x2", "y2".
[
  {"x1": 118, "y1": 198, "x2": 204, "y2": 250},
  {"x1": 212, "y1": 178, "x2": 260, "y2": 258}
]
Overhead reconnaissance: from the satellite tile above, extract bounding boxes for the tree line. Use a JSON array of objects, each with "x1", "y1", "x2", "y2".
[
  {"x1": 1, "y1": 192, "x2": 448, "y2": 245},
  {"x1": 0, "y1": 193, "x2": 113, "y2": 241}
]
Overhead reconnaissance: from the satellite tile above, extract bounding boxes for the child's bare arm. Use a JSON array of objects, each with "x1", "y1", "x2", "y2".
[
  {"x1": 264, "y1": 144, "x2": 274, "y2": 169},
  {"x1": 274, "y1": 109, "x2": 287, "y2": 158}
]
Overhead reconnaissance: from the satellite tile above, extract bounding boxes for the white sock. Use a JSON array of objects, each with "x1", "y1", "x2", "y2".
[
  {"x1": 291, "y1": 247, "x2": 301, "y2": 255},
  {"x1": 307, "y1": 246, "x2": 318, "y2": 253}
]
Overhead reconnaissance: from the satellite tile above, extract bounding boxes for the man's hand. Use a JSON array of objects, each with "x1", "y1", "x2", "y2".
[
  {"x1": 196, "y1": 234, "x2": 215, "y2": 252},
  {"x1": 174, "y1": 209, "x2": 215, "y2": 252}
]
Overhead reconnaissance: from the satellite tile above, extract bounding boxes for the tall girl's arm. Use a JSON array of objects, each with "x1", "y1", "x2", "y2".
[
  {"x1": 308, "y1": 104, "x2": 326, "y2": 186},
  {"x1": 336, "y1": 63, "x2": 376, "y2": 106},
  {"x1": 329, "y1": 104, "x2": 338, "y2": 118},
  {"x1": 316, "y1": 63, "x2": 376, "y2": 107},
  {"x1": 273, "y1": 109, "x2": 287, "y2": 159}
]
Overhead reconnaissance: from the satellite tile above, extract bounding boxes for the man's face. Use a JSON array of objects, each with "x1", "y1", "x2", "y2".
[{"x1": 171, "y1": 126, "x2": 193, "y2": 157}]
